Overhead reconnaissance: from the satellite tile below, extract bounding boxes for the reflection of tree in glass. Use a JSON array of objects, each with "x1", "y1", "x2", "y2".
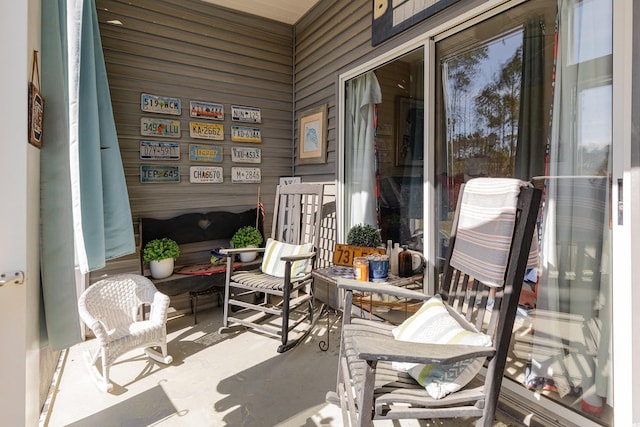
[
  {"x1": 445, "y1": 47, "x2": 488, "y2": 141},
  {"x1": 475, "y1": 46, "x2": 522, "y2": 172},
  {"x1": 444, "y1": 31, "x2": 524, "y2": 177}
]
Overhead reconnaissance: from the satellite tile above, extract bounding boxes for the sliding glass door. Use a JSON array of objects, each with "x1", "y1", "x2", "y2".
[
  {"x1": 341, "y1": 0, "x2": 613, "y2": 423},
  {"x1": 434, "y1": 0, "x2": 612, "y2": 423}
]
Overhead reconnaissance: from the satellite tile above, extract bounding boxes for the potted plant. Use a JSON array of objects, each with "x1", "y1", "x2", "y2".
[
  {"x1": 347, "y1": 223, "x2": 382, "y2": 248},
  {"x1": 143, "y1": 238, "x2": 180, "y2": 279},
  {"x1": 347, "y1": 224, "x2": 388, "y2": 279},
  {"x1": 231, "y1": 226, "x2": 263, "y2": 262}
]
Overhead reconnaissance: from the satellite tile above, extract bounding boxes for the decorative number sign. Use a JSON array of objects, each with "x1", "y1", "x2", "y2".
[
  {"x1": 190, "y1": 101, "x2": 224, "y2": 120},
  {"x1": 190, "y1": 166, "x2": 223, "y2": 183},
  {"x1": 231, "y1": 146, "x2": 261, "y2": 164},
  {"x1": 231, "y1": 125, "x2": 262, "y2": 143},
  {"x1": 141, "y1": 93, "x2": 181, "y2": 115},
  {"x1": 141, "y1": 118, "x2": 181, "y2": 138},
  {"x1": 189, "y1": 121, "x2": 224, "y2": 140},
  {"x1": 189, "y1": 144, "x2": 223, "y2": 162},
  {"x1": 231, "y1": 105, "x2": 262, "y2": 123},
  {"x1": 332, "y1": 244, "x2": 386, "y2": 267},
  {"x1": 140, "y1": 141, "x2": 180, "y2": 160},
  {"x1": 231, "y1": 167, "x2": 261, "y2": 183},
  {"x1": 140, "y1": 165, "x2": 180, "y2": 183}
]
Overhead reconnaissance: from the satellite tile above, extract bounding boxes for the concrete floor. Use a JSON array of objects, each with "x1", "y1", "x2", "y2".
[{"x1": 41, "y1": 306, "x2": 522, "y2": 427}]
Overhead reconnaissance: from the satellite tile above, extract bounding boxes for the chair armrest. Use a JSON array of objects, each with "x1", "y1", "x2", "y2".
[
  {"x1": 220, "y1": 247, "x2": 266, "y2": 255},
  {"x1": 337, "y1": 277, "x2": 430, "y2": 301},
  {"x1": 350, "y1": 334, "x2": 496, "y2": 365},
  {"x1": 280, "y1": 251, "x2": 315, "y2": 262},
  {"x1": 150, "y1": 292, "x2": 170, "y2": 323},
  {"x1": 79, "y1": 311, "x2": 109, "y2": 345}
]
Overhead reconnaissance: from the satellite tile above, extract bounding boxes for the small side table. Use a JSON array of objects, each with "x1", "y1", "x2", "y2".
[{"x1": 312, "y1": 266, "x2": 423, "y2": 350}]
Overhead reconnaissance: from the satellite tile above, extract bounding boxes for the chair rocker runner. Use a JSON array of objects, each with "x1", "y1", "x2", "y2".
[
  {"x1": 326, "y1": 178, "x2": 542, "y2": 426},
  {"x1": 77, "y1": 274, "x2": 173, "y2": 392},
  {"x1": 219, "y1": 183, "x2": 325, "y2": 352}
]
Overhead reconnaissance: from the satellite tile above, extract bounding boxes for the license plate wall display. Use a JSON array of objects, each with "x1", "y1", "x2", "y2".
[
  {"x1": 231, "y1": 105, "x2": 262, "y2": 123},
  {"x1": 231, "y1": 146, "x2": 261, "y2": 164},
  {"x1": 189, "y1": 121, "x2": 224, "y2": 140},
  {"x1": 190, "y1": 101, "x2": 224, "y2": 121},
  {"x1": 140, "y1": 165, "x2": 180, "y2": 183},
  {"x1": 141, "y1": 118, "x2": 181, "y2": 138},
  {"x1": 141, "y1": 93, "x2": 181, "y2": 115},
  {"x1": 231, "y1": 167, "x2": 261, "y2": 183},
  {"x1": 189, "y1": 144, "x2": 223, "y2": 162},
  {"x1": 190, "y1": 166, "x2": 224, "y2": 183},
  {"x1": 140, "y1": 141, "x2": 180, "y2": 160},
  {"x1": 231, "y1": 125, "x2": 262, "y2": 143}
]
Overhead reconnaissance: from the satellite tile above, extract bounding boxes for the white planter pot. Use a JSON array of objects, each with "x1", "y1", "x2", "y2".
[
  {"x1": 239, "y1": 248, "x2": 257, "y2": 263},
  {"x1": 150, "y1": 258, "x2": 174, "y2": 279}
]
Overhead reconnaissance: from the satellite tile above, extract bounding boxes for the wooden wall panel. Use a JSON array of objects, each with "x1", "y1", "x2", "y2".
[
  {"x1": 292, "y1": 0, "x2": 488, "y2": 185},
  {"x1": 93, "y1": 0, "x2": 294, "y2": 280}
]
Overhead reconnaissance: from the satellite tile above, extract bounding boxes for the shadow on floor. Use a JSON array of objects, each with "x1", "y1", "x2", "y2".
[{"x1": 65, "y1": 384, "x2": 178, "y2": 426}]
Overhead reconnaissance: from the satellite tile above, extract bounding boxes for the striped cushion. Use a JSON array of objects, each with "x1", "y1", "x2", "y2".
[
  {"x1": 392, "y1": 295, "x2": 492, "y2": 399},
  {"x1": 261, "y1": 238, "x2": 313, "y2": 278}
]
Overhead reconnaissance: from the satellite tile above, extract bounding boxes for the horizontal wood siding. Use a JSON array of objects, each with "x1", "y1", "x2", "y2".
[
  {"x1": 293, "y1": 0, "x2": 488, "y2": 182},
  {"x1": 94, "y1": 0, "x2": 294, "y2": 280}
]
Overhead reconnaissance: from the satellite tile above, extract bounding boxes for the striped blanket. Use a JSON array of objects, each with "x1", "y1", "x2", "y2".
[{"x1": 449, "y1": 178, "x2": 537, "y2": 288}]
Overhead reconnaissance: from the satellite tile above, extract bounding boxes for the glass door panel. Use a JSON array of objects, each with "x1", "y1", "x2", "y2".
[
  {"x1": 434, "y1": 0, "x2": 612, "y2": 424},
  {"x1": 344, "y1": 49, "x2": 425, "y2": 250}
]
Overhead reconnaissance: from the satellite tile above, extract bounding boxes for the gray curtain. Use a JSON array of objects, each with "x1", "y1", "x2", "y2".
[
  {"x1": 40, "y1": 0, "x2": 135, "y2": 350},
  {"x1": 515, "y1": 19, "x2": 546, "y2": 180}
]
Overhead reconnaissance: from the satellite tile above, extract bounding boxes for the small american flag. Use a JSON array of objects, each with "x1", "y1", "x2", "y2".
[
  {"x1": 258, "y1": 198, "x2": 265, "y2": 222},
  {"x1": 256, "y1": 186, "x2": 265, "y2": 229}
]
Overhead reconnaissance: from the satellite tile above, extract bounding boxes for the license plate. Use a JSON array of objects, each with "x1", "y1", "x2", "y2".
[
  {"x1": 332, "y1": 244, "x2": 386, "y2": 267},
  {"x1": 140, "y1": 93, "x2": 181, "y2": 115},
  {"x1": 190, "y1": 166, "x2": 223, "y2": 183},
  {"x1": 189, "y1": 121, "x2": 224, "y2": 140},
  {"x1": 231, "y1": 167, "x2": 261, "y2": 183},
  {"x1": 231, "y1": 146, "x2": 261, "y2": 164},
  {"x1": 189, "y1": 144, "x2": 223, "y2": 162},
  {"x1": 190, "y1": 101, "x2": 224, "y2": 120},
  {"x1": 140, "y1": 141, "x2": 180, "y2": 160},
  {"x1": 140, "y1": 165, "x2": 180, "y2": 183},
  {"x1": 231, "y1": 126, "x2": 262, "y2": 143},
  {"x1": 141, "y1": 118, "x2": 181, "y2": 138},
  {"x1": 231, "y1": 105, "x2": 262, "y2": 123}
]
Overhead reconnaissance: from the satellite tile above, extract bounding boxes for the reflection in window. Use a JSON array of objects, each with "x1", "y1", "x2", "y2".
[{"x1": 570, "y1": 0, "x2": 612, "y2": 64}]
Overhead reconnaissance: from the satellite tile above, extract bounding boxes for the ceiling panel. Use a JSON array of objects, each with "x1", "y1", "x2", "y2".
[{"x1": 201, "y1": 0, "x2": 322, "y2": 25}]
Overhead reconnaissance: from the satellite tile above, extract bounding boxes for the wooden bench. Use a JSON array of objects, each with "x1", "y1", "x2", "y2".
[{"x1": 140, "y1": 208, "x2": 264, "y2": 323}]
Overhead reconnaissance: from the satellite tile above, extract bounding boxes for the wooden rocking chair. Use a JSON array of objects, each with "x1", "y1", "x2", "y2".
[
  {"x1": 219, "y1": 183, "x2": 325, "y2": 352},
  {"x1": 326, "y1": 178, "x2": 541, "y2": 426}
]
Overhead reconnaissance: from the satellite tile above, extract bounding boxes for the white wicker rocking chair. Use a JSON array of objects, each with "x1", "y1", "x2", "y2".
[{"x1": 78, "y1": 274, "x2": 173, "y2": 392}]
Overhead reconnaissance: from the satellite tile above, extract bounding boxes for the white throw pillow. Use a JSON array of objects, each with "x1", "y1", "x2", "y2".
[
  {"x1": 261, "y1": 238, "x2": 313, "y2": 278},
  {"x1": 391, "y1": 294, "x2": 492, "y2": 399}
]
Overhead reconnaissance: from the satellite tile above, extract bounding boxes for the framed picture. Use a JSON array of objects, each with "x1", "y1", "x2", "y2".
[
  {"x1": 395, "y1": 97, "x2": 424, "y2": 166},
  {"x1": 372, "y1": 0, "x2": 463, "y2": 46},
  {"x1": 297, "y1": 104, "x2": 327, "y2": 165}
]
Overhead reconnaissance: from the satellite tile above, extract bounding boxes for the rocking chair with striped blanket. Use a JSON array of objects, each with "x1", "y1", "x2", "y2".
[{"x1": 326, "y1": 178, "x2": 541, "y2": 426}]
